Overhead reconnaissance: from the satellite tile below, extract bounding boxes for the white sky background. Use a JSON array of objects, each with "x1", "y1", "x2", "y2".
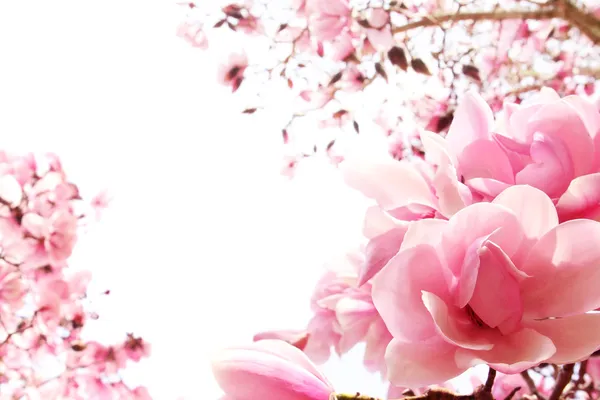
[{"x1": 0, "y1": 1, "x2": 394, "y2": 398}]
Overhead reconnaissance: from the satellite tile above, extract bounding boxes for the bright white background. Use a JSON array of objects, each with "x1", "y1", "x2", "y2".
[{"x1": 0, "y1": 1, "x2": 388, "y2": 398}]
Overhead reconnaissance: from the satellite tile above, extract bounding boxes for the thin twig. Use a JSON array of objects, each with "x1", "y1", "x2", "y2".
[
  {"x1": 484, "y1": 367, "x2": 497, "y2": 393},
  {"x1": 549, "y1": 364, "x2": 575, "y2": 400},
  {"x1": 504, "y1": 387, "x2": 522, "y2": 400},
  {"x1": 521, "y1": 370, "x2": 546, "y2": 400}
]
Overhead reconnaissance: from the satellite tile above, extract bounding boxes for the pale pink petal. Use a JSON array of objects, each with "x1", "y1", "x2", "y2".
[
  {"x1": 385, "y1": 338, "x2": 463, "y2": 388},
  {"x1": 459, "y1": 139, "x2": 514, "y2": 184},
  {"x1": 335, "y1": 297, "x2": 378, "y2": 352},
  {"x1": 515, "y1": 132, "x2": 574, "y2": 199},
  {"x1": 341, "y1": 157, "x2": 436, "y2": 210},
  {"x1": 445, "y1": 92, "x2": 494, "y2": 156},
  {"x1": 422, "y1": 292, "x2": 496, "y2": 351},
  {"x1": 527, "y1": 313, "x2": 600, "y2": 364},
  {"x1": 492, "y1": 185, "x2": 558, "y2": 240},
  {"x1": 372, "y1": 245, "x2": 451, "y2": 341},
  {"x1": 556, "y1": 173, "x2": 600, "y2": 221},
  {"x1": 400, "y1": 219, "x2": 448, "y2": 251},
  {"x1": 420, "y1": 130, "x2": 458, "y2": 168},
  {"x1": 455, "y1": 328, "x2": 556, "y2": 374},
  {"x1": 467, "y1": 242, "x2": 523, "y2": 333},
  {"x1": 363, "y1": 318, "x2": 392, "y2": 374},
  {"x1": 441, "y1": 203, "x2": 524, "y2": 276},
  {"x1": 212, "y1": 343, "x2": 333, "y2": 400},
  {"x1": 526, "y1": 101, "x2": 595, "y2": 177},
  {"x1": 432, "y1": 162, "x2": 472, "y2": 217},
  {"x1": 362, "y1": 206, "x2": 400, "y2": 239},
  {"x1": 21, "y1": 213, "x2": 47, "y2": 238},
  {"x1": 366, "y1": 26, "x2": 394, "y2": 51},
  {"x1": 466, "y1": 178, "x2": 512, "y2": 199},
  {"x1": 562, "y1": 95, "x2": 600, "y2": 139},
  {"x1": 492, "y1": 133, "x2": 532, "y2": 175},
  {"x1": 366, "y1": 8, "x2": 389, "y2": 28},
  {"x1": 520, "y1": 220, "x2": 600, "y2": 318},
  {"x1": 0, "y1": 176, "x2": 22, "y2": 207},
  {"x1": 233, "y1": 340, "x2": 332, "y2": 388},
  {"x1": 360, "y1": 226, "x2": 408, "y2": 286}
]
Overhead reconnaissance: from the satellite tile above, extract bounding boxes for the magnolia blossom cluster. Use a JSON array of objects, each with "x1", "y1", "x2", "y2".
[
  {"x1": 0, "y1": 151, "x2": 150, "y2": 399},
  {"x1": 212, "y1": 88, "x2": 600, "y2": 400},
  {"x1": 179, "y1": 0, "x2": 600, "y2": 176}
]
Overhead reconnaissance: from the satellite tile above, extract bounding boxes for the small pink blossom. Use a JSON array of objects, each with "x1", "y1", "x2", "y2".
[
  {"x1": 212, "y1": 339, "x2": 334, "y2": 400},
  {"x1": 217, "y1": 51, "x2": 248, "y2": 92}
]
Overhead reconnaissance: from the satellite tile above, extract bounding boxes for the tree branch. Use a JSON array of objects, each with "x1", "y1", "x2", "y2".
[
  {"x1": 391, "y1": 7, "x2": 558, "y2": 34},
  {"x1": 549, "y1": 363, "x2": 575, "y2": 400},
  {"x1": 391, "y1": 2, "x2": 600, "y2": 44}
]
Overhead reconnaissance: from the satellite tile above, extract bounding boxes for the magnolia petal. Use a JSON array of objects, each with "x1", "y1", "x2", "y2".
[
  {"x1": 454, "y1": 328, "x2": 556, "y2": 374},
  {"x1": 556, "y1": 173, "x2": 600, "y2": 222},
  {"x1": 385, "y1": 338, "x2": 463, "y2": 388},
  {"x1": 372, "y1": 245, "x2": 450, "y2": 341},
  {"x1": 400, "y1": 219, "x2": 448, "y2": 251},
  {"x1": 445, "y1": 92, "x2": 494, "y2": 156},
  {"x1": 341, "y1": 157, "x2": 436, "y2": 210},
  {"x1": 360, "y1": 226, "x2": 408, "y2": 286},
  {"x1": 422, "y1": 292, "x2": 495, "y2": 351},
  {"x1": 492, "y1": 185, "x2": 558, "y2": 240},
  {"x1": 521, "y1": 220, "x2": 600, "y2": 318},
  {"x1": 527, "y1": 313, "x2": 600, "y2": 364}
]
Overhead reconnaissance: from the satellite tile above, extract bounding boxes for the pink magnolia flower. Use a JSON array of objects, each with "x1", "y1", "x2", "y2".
[
  {"x1": 305, "y1": 0, "x2": 351, "y2": 42},
  {"x1": 212, "y1": 339, "x2": 334, "y2": 400},
  {"x1": 217, "y1": 52, "x2": 248, "y2": 92},
  {"x1": 371, "y1": 185, "x2": 600, "y2": 387},
  {"x1": 303, "y1": 249, "x2": 392, "y2": 374},
  {"x1": 416, "y1": 88, "x2": 600, "y2": 216}
]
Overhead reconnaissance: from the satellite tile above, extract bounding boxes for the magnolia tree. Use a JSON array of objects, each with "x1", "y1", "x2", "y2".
[
  {"x1": 178, "y1": 0, "x2": 600, "y2": 399},
  {"x1": 178, "y1": 0, "x2": 600, "y2": 175},
  {"x1": 0, "y1": 152, "x2": 150, "y2": 399}
]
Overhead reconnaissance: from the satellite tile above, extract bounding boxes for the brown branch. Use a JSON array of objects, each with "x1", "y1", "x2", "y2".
[
  {"x1": 549, "y1": 364, "x2": 575, "y2": 400},
  {"x1": 484, "y1": 367, "x2": 497, "y2": 393},
  {"x1": 562, "y1": 0, "x2": 600, "y2": 44},
  {"x1": 521, "y1": 370, "x2": 546, "y2": 400},
  {"x1": 391, "y1": 2, "x2": 600, "y2": 44},
  {"x1": 392, "y1": 7, "x2": 558, "y2": 34}
]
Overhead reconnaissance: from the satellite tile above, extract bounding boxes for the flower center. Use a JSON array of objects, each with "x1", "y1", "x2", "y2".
[{"x1": 465, "y1": 304, "x2": 489, "y2": 329}]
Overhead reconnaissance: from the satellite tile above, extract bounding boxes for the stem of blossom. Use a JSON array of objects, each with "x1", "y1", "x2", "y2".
[
  {"x1": 549, "y1": 364, "x2": 575, "y2": 400},
  {"x1": 521, "y1": 370, "x2": 546, "y2": 400},
  {"x1": 484, "y1": 367, "x2": 496, "y2": 393}
]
